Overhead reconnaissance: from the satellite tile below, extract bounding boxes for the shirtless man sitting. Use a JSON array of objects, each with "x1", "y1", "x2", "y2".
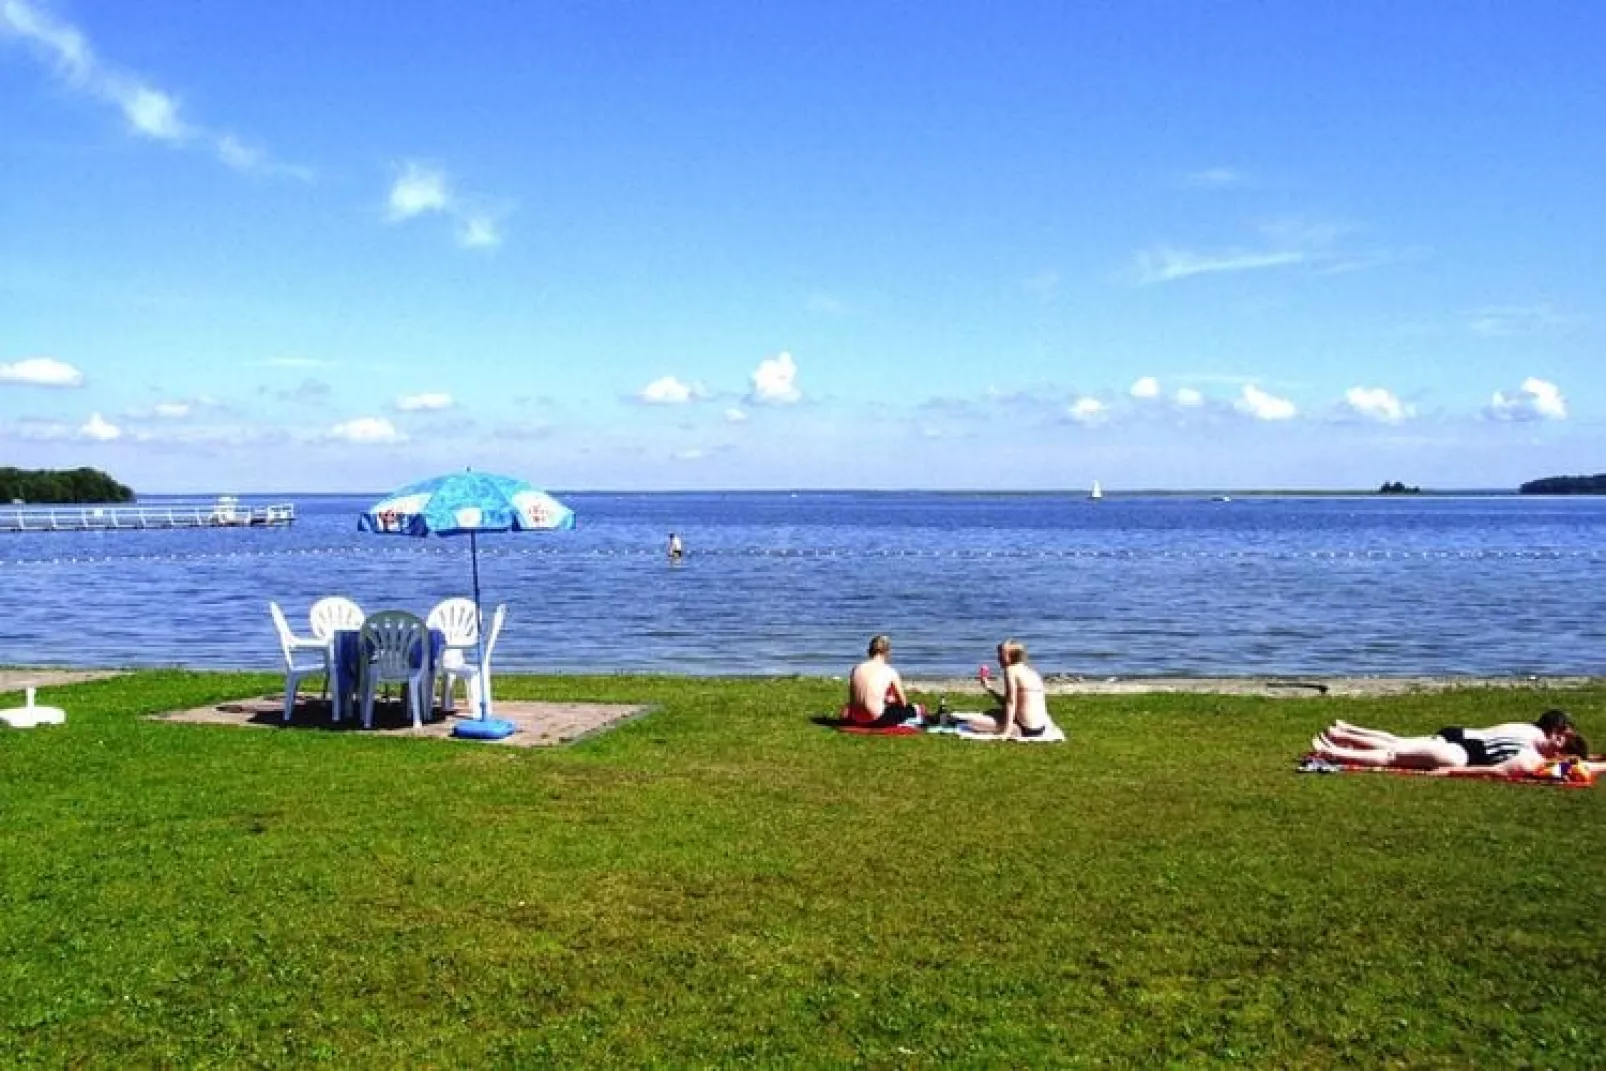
[{"x1": 843, "y1": 634, "x2": 925, "y2": 728}]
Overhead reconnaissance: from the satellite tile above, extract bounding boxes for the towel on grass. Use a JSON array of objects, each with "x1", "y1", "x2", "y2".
[
  {"x1": 831, "y1": 702, "x2": 926, "y2": 735},
  {"x1": 835, "y1": 721, "x2": 923, "y2": 736},
  {"x1": 1296, "y1": 754, "x2": 1595, "y2": 787},
  {"x1": 927, "y1": 716, "x2": 1065, "y2": 743}
]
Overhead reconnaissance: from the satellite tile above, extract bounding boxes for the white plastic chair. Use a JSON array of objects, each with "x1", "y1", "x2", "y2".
[
  {"x1": 439, "y1": 604, "x2": 507, "y2": 717},
  {"x1": 268, "y1": 601, "x2": 331, "y2": 722},
  {"x1": 427, "y1": 597, "x2": 479, "y2": 650},
  {"x1": 309, "y1": 596, "x2": 365, "y2": 641},
  {"x1": 358, "y1": 610, "x2": 432, "y2": 729}
]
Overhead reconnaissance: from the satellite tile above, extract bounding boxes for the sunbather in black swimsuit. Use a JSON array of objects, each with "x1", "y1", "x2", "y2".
[{"x1": 1435, "y1": 726, "x2": 1529, "y2": 767}]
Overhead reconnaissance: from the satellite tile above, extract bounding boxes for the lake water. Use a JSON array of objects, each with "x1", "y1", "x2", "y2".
[{"x1": 3, "y1": 492, "x2": 1603, "y2": 678}]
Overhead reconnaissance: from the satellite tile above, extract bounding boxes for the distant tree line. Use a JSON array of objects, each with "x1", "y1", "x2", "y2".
[
  {"x1": 1377, "y1": 481, "x2": 1420, "y2": 494},
  {"x1": 0, "y1": 466, "x2": 135, "y2": 504},
  {"x1": 1520, "y1": 473, "x2": 1606, "y2": 495}
]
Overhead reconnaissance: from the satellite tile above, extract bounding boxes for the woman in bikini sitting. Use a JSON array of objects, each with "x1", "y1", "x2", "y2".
[
  {"x1": 1311, "y1": 712, "x2": 1581, "y2": 776},
  {"x1": 951, "y1": 639, "x2": 1053, "y2": 738}
]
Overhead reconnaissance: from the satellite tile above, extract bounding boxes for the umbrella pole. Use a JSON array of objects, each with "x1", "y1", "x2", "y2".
[{"x1": 470, "y1": 530, "x2": 488, "y2": 719}]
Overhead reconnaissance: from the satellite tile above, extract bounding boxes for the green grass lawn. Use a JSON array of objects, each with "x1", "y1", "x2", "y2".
[{"x1": 2, "y1": 673, "x2": 1604, "y2": 1066}]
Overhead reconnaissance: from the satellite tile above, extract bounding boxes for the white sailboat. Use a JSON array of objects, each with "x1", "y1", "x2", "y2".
[{"x1": 1088, "y1": 480, "x2": 1103, "y2": 501}]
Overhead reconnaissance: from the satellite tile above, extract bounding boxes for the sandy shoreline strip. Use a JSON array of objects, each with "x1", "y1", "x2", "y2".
[
  {"x1": 905, "y1": 675, "x2": 1603, "y2": 698},
  {"x1": 4, "y1": 667, "x2": 1601, "y2": 700}
]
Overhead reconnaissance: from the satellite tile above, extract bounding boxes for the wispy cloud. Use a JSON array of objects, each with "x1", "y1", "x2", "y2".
[
  {"x1": 1133, "y1": 219, "x2": 1408, "y2": 284},
  {"x1": 724, "y1": 407, "x2": 748, "y2": 424},
  {"x1": 1466, "y1": 303, "x2": 1585, "y2": 337},
  {"x1": 805, "y1": 292, "x2": 848, "y2": 316},
  {"x1": 274, "y1": 378, "x2": 332, "y2": 404},
  {"x1": 384, "y1": 160, "x2": 505, "y2": 249},
  {"x1": 1485, "y1": 377, "x2": 1566, "y2": 422},
  {"x1": 395, "y1": 392, "x2": 453, "y2": 412},
  {"x1": 1182, "y1": 167, "x2": 1247, "y2": 189},
  {"x1": 1022, "y1": 270, "x2": 1060, "y2": 299},
  {"x1": 0, "y1": 0, "x2": 309, "y2": 178},
  {"x1": 1135, "y1": 247, "x2": 1307, "y2": 284},
  {"x1": 457, "y1": 214, "x2": 501, "y2": 249},
  {"x1": 0, "y1": 355, "x2": 83, "y2": 386},
  {"x1": 249, "y1": 355, "x2": 332, "y2": 369}
]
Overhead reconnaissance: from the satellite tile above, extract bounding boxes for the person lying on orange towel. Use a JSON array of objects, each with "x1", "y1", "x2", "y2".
[{"x1": 1311, "y1": 711, "x2": 1585, "y2": 777}]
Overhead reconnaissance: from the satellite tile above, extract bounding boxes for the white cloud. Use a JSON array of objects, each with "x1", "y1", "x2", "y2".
[
  {"x1": 1129, "y1": 376, "x2": 1160, "y2": 399},
  {"x1": 387, "y1": 162, "x2": 449, "y2": 220},
  {"x1": 1173, "y1": 387, "x2": 1204, "y2": 408},
  {"x1": 152, "y1": 401, "x2": 191, "y2": 418},
  {"x1": 1067, "y1": 397, "x2": 1107, "y2": 425},
  {"x1": 120, "y1": 83, "x2": 186, "y2": 140},
  {"x1": 383, "y1": 161, "x2": 506, "y2": 250},
  {"x1": 748, "y1": 351, "x2": 801, "y2": 405},
  {"x1": 672, "y1": 447, "x2": 706, "y2": 461},
  {"x1": 0, "y1": 356, "x2": 84, "y2": 387},
  {"x1": 1, "y1": 0, "x2": 306, "y2": 175},
  {"x1": 395, "y1": 392, "x2": 453, "y2": 412},
  {"x1": 1485, "y1": 377, "x2": 1567, "y2": 422},
  {"x1": 1342, "y1": 386, "x2": 1412, "y2": 424},
  {"x1": 328, "y1": 416, "x2": 406, "y2": 444},
  {"x1": 637, "y1": 376, "x2": 703, "y2": 405},
  {"x1": 724, "y1": 407, "x2": 748, "y2": 424},
  {"x1": 79, "y1": 412, "x2": 121, "y2": 441},
  {"x1": 1236, "y1": 384, "x2": 1297, "y2": 421}
]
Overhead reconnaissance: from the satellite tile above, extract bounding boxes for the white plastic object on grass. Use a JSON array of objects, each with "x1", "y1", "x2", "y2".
[{"x1": 0, "y1": 686, "x2": 67, "y2": 729}]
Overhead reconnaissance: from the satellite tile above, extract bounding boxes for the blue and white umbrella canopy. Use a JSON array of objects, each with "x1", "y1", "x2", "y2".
[
  {"x1": 358, "y1": 471, "x2": 575, "y2": 718},
  {"x1": 358, "y1": 471, "x2": 574, "y2": 538}
]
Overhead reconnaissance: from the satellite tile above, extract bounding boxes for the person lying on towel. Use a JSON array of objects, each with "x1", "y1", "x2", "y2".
[
  {"x1": 1311, "y1": 712, "x2": 1585, "y2": 776},
  {"x1": 842, "y1": 633, "x2": 926, "y2": 728},
  {"x1": 948, "y1": 639, "x2": 1055, "y2": 739}
]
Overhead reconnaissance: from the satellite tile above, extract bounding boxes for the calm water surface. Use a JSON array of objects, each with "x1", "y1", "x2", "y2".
[{"x1": 3, "y1": 492, "x2": 1603, "y2": 677}]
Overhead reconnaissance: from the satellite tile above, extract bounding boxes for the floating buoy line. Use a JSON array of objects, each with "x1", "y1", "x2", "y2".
[{"x1": 1, "y1": 544, "x2": 1601, "y2": 568}]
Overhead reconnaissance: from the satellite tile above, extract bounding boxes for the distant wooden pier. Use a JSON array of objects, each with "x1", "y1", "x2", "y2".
[{"x1": 0, "y1": 498, "x2": 296, "y2": 533}]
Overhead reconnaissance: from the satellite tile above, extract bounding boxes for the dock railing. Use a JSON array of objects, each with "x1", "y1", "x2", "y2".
[{"x1": 0, "y1": 501, "x2": 297, "y2": 533}]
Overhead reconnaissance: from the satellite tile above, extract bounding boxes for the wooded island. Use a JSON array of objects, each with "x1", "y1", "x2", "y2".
[
  {"x1": 1519, "y1": 473, "x2": 1606, "y2": 494},
  {"x1": 0, "y1": 466, "x2": 135, "y2": 504}
]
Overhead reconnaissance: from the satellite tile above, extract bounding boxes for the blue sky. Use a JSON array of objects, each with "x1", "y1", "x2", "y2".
[{"x1": 2, "y1": 0, "x2": 1600, "y2": 492}]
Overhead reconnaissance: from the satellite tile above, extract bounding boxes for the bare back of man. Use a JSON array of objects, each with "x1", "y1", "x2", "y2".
[{"x1": 843, "y1": 634, "x2": 920, "y2": 727}]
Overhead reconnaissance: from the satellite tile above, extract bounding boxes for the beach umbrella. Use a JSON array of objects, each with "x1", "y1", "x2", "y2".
[{"x1": 358, "y1": 470, "x2": 575, "y2": 717}]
